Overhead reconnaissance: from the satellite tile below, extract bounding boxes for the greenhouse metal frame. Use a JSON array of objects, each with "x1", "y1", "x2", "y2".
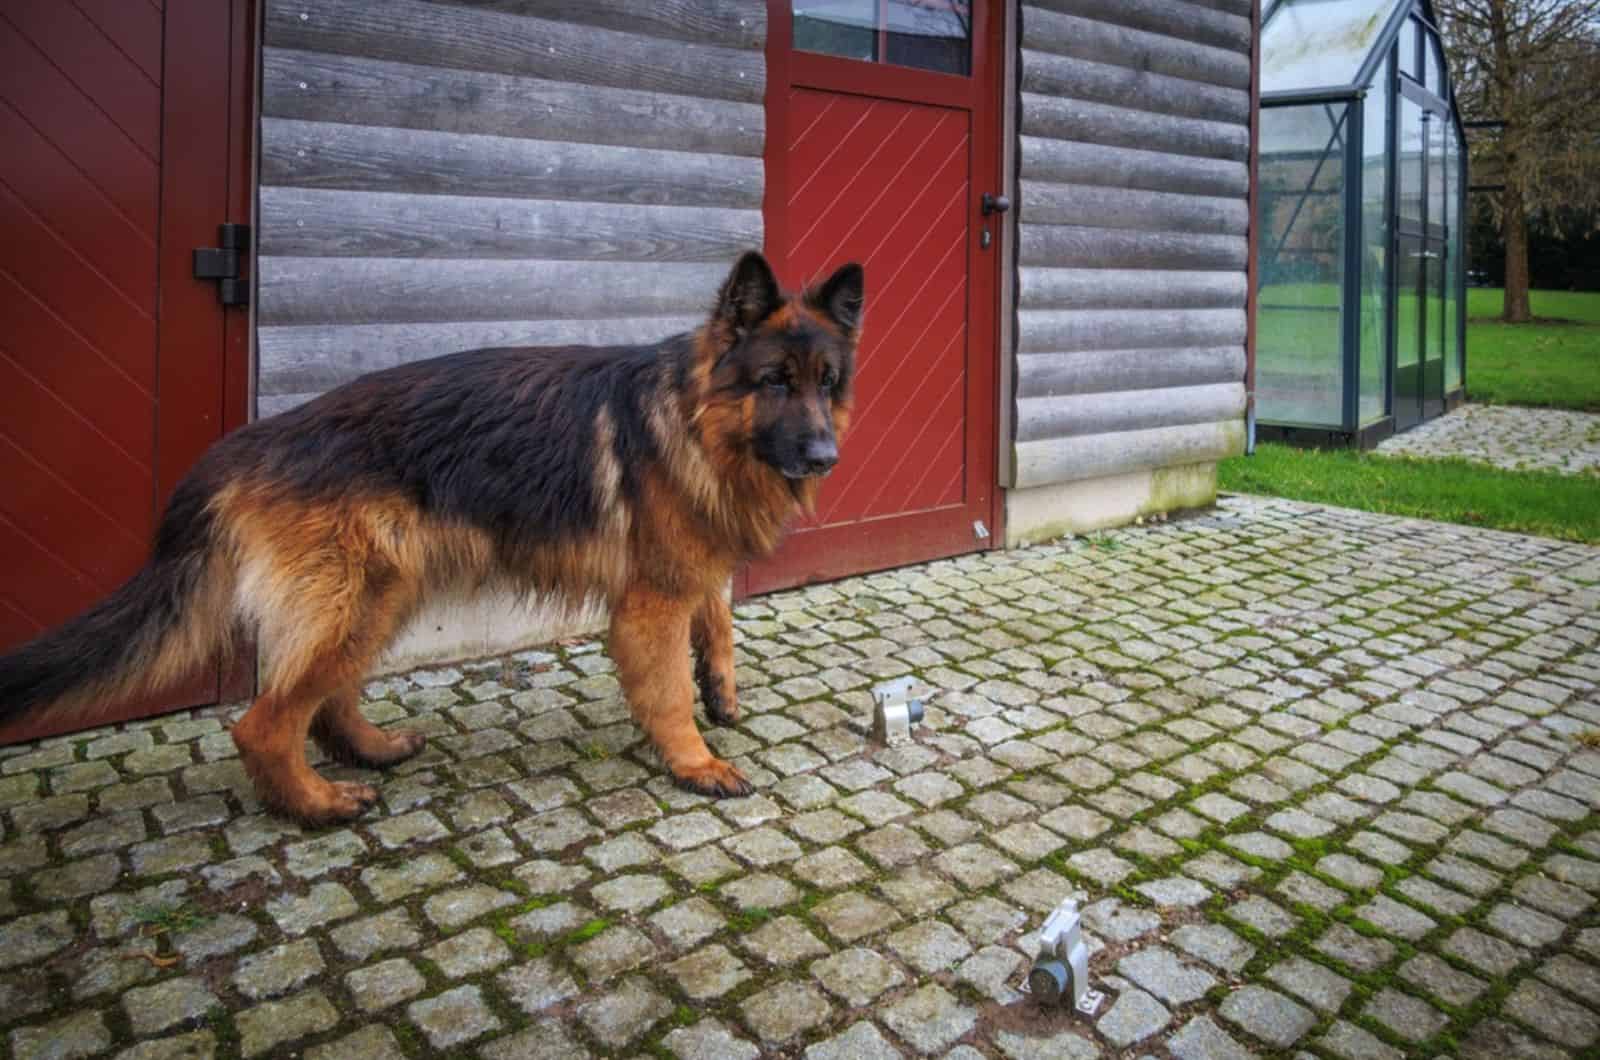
[{"x1": 1256, "y1": 0, "x2": 1468, "y2": 446}]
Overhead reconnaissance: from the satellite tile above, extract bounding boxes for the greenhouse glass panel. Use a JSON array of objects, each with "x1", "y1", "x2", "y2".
[
  {"x1": 1397, "y1": 17, "x2": 1419, "y2": 79},
  {"x1": 1257, "y1": 103, "x2": 1348, "y2": 427},
  {"x1": 1262, "y1": 0, "x2": 1404, "y2": 92},
  {"x1": 1358, "y1": 74, "x2": 1390, "y2": 423},
  {"x1": 1424, "y1": 31, "x2": 1444, "y2": 95},
  {"x1": 1445, "y1": 120, "x2": 1462, "y2": 390}
]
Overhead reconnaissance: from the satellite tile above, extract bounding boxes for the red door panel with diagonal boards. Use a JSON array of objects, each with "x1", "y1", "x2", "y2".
[
  {"x1": 0, "y1": 0, "x2": 255, "y2": 742},
  {"x1": 788, "y1": 89, "x2": 971, "y2": 526},
  {"x1": 747, "y1": 0, "x2": 1001, "y2": 595}
]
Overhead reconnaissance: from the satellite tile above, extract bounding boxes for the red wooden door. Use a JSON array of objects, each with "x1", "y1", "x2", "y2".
[
  {"x1": 748, "y1": 0, "x2": 1002, "y2": 595},
  {"x1": 0, "y1": 0, "x2": 255, "y2": 741}
]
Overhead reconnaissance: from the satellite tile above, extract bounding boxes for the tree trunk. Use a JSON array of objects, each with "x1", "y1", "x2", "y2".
[{"x1": 1501, "y1": 178, "x2": 1532, "y2": 322}]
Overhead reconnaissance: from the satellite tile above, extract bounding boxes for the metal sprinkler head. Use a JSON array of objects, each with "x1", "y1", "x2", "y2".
[
  {"x1": 1026, "y1": 898, "x2": 1103, "y2": 1015},
  {"x1": 870, "y1": 677, "x2": 924, "y2": 746}
]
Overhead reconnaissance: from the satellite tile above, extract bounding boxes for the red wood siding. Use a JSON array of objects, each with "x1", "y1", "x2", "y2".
[
  {"x1": 0, "y1": 4, "x2": 162, "y2": 642},
  {"x1": 0, "y1": 0, "x2": 255, "y2": 741}
]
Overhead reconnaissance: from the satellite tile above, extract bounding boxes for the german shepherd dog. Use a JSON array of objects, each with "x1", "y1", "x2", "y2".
[{"x1": 0, "y1": 252, "x2": 863, "y2": 823}]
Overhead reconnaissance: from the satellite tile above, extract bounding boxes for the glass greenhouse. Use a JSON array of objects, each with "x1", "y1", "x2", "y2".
[{"x1": 1256, "y1": 0, "x2": 1467, "y2": 444}]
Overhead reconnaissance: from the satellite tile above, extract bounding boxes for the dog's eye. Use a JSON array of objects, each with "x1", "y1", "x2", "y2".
[
  {"x1": 761, "y1": 371, "x2": 788, "y2": 392},
  {"x1": 820, "y1": 368, "x2": 838, "y2": 391}
]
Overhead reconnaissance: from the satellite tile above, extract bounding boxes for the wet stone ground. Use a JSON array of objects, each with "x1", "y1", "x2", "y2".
[
  {"x1": 2, "y1": 495, "x2": 1599, "y2": 1059},
  {"x1": 1374, "y1": 403, "x2": 1600, "y2": 477}
]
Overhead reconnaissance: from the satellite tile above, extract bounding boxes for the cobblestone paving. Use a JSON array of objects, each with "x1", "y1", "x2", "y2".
[
  {"x1": 1374, "y1": 403, "x2": 1600, "y2": 476},
  {"x1": 3, "y1": 496, "x2": 1599, "y2": 1059}
]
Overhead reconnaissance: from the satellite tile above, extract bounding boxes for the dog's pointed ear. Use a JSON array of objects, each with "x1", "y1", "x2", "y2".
[
  {"x1": 712, "y1": 251, "x2": 783, "y2": 339},
  {"x1": 807, "y1": 262, "x2": 865, "y2": 338}
]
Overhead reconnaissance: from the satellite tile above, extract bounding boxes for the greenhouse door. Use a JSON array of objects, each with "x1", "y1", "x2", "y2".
[
  {"x1": 1395, "y1": 88, "x2": 1447, "y2": 430},
  {"x1": 1395, "y1": 233, "x2": 1446, "y2": 432}
]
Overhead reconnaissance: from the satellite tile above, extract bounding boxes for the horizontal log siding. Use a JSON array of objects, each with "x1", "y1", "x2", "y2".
[
  {"x1": 1012, "y1": 0, "x2": 1251, "y2": 488},
  {"x1": 256, "y1": 0, "x2": 764, "y2": 411}
]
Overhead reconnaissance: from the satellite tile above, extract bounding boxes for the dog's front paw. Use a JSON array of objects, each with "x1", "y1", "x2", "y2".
[
  {"x1": 671, "y1": 756, "x2": 753, "y2": 798},
  {"x1": 273, "y1": 779, "x2": 381, "y2": 826}
]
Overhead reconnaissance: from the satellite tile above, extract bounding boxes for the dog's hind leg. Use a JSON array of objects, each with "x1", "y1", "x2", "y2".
[
  {"x1": 311, "y1": 686, "x2": 427, "y2": 768},
  {"x1": 232, "y1": 664, "x2": 381, "y2": 824},
  {"x1": 231, "y1": 571, "x2": 413, "y2": 823},
  {"x1": 692, "y1": 591, "x2": 738, "y2": 727},
  {"x1": 612, "y1": 584, "x2": 751, "y2": 797}
]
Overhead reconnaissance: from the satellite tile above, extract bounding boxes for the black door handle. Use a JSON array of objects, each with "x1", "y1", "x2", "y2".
[{"x1": 982, "y1": 193, "x2": 1011, "y2": 216}]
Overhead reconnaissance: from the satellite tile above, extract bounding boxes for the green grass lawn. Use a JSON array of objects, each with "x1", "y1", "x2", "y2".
[
  {"x1": 1232, "y1": 287, "x2": 1598, "y2": 541},
  {"x1": 1219, "y1": 443, "x2": 1600, "y2": 544},
  {"x1": 1466, "y1": 288, "x2": 1600, "y2": 411}
]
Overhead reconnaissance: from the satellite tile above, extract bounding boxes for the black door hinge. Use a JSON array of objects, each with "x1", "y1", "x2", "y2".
[{"x1": 193, "y1": 223, "x2": 250, "y2": 307}]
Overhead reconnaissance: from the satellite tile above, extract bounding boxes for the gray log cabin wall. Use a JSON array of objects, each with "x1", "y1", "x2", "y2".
[
  {"x1": 255, "y1": 0, "x2": 766, "y2": 416},
  {"x1": 1011, "y1": 0, "x2": 1251, "y2": 488}
]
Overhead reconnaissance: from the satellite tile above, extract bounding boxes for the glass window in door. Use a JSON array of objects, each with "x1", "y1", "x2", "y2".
[
  {"x1": 1423, "y1": 111, "x2": 1446, "y2": 407},
  {"x1": 1395, "y1": 235, "x2": 1424, "y2": 428},
  {"x1": 1426, "y1": 109, "x2": 1446, "y2": 237},
  {"x1": 794, "y1": 1, "x2": 972, "y2": 75},
  {"x1": 1398, "y1": 97, "x2": 1424, "y2": 228},
  {"x1": 1444, "y1": 121, "x2": 1462, "y2": 391},
  {"x1": 1427, "y1": 242, "x2": 1445, "y2": 406}
]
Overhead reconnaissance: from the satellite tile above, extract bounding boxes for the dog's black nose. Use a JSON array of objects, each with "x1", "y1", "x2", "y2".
[{"x1": 803, "y1": 437, "x2": 838, "y2": 475}]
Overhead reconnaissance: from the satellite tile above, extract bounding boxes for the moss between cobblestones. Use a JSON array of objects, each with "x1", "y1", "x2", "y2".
[
  {"x1": 440, "y1": 843, "x2": 478, "y2": 877},
  {"x1": 723, "y1": 905, "x2": 774, "y2": 935},
  {"x1": 10, "y1": 875, "x2": 39, "y2": 910},
  {"x1": 3, "y1": 504, "x2": 1598, "y2": 1059},
  {"x1": 203, "y1": 1005, "x2": 240, "y2": 1053},
  {"x1": 567, "y1": 917, "x2": 610, "y2": 944},
  {"x1": 1161, "y1": 727, "x2": 1524, "y2": 1058},
  {"x1": 1413, "y1": 811, "x2": 1600, "y2": 1053},
  {"x1": 131, "y1": 901, "x2": 210, "y2": 936},
  {"x1": 387, "y1": 1017, "x2": 424, "y2": 1054}
]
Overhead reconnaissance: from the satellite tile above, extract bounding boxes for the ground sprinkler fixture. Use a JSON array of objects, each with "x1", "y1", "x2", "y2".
[
  {"x1": 1026, "y1": 899, "x2": 1102, "y2": 1014},
  {"x1": 870, "y1": 677, "x2": 924, "y2": 746}
]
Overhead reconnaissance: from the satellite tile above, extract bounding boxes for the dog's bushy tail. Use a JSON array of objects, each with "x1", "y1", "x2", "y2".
[{"x1": 0, "y1": 481, "x2": 234, "y2": 735}]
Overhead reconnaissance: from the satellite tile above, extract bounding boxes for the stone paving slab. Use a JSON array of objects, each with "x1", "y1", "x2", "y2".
[
  {"x1": 2, "y1": 495, "x2": 1599, "y2": 1059},
  {"x1": 1374, "y1": 403, "x2": 1600, "y2": 476}
]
